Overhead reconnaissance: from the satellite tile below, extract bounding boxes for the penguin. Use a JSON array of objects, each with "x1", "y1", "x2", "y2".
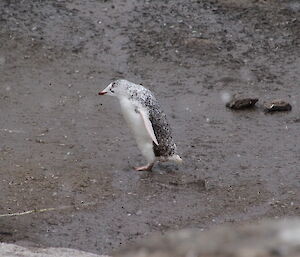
[{"x1": 99, "y1": 79, "x2": 182, "y2": 171}]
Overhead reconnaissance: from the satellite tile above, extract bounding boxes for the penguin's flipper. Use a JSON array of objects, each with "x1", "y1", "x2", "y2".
[{"x1": 138, "y1": 109, "x2": 159, "y2": 145}]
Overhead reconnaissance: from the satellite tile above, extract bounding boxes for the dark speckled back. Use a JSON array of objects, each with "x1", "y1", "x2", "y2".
[{"x1": 146, "y1": 95, "x2": 177, "y2": 157}]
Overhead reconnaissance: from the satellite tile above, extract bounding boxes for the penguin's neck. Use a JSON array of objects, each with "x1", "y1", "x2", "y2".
[{"x1": 119, "y1": 96, "x2": 139, "y2": 129}]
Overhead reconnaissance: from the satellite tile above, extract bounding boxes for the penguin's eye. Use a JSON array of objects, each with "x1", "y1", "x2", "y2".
[{"x1": 110, "y1": 82, "x2": 115, "y2": 93}]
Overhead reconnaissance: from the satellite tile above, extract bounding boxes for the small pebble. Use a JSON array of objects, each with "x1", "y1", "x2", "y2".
[
  {"x1": 226, "y1": 96, "x2": 258, "y2": 110},
  {"x1": 264, "y1": 100, "x2": 292, "y2": 112}
]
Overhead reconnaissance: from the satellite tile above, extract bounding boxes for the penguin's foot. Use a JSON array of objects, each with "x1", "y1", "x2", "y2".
[{"x1": 134, "y1": 163, "x2": 154, "y2": 171}]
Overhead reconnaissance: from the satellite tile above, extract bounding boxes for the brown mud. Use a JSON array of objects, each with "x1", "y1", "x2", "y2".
[{"x1": 0, "y1": 0, "x2": 299, "y2": 255}]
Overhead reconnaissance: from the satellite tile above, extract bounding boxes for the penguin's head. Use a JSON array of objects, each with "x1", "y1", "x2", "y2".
[{"x1": 99, "y1": 79, "x2": 133, "y2": 98}]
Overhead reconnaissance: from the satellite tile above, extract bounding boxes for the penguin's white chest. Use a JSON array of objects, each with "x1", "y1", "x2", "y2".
[{"x1": 119, "y1": 97, "x2": 155, "y2": 162}]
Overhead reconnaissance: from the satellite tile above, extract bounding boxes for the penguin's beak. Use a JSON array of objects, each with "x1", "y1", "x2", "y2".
[
  {"x1": 99, "y1": 83, "x2": 112, "y2": 95},
  {"x1": 98, "y1": 91, "x2": 107, "y2": 95}
]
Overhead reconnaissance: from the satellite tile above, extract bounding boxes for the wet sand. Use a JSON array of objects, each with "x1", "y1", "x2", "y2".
[{"x1": 0, "y1": 0, "x2": 299, "y2": 255}]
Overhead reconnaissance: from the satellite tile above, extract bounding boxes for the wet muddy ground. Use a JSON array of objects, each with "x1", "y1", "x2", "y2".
[{"x1": 0, "y1": 0, "x2": 299, "y2": 255}]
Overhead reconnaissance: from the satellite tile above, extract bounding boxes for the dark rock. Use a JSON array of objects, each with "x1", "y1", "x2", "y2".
[
  {"x1": 226, "y1": 97, "x2": 258, "y2": 110},
  {"x1": 264, "y1": 100, "x2": 292, "y2": 112}
]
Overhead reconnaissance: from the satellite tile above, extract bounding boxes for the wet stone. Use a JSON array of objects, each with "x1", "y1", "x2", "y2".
[
  {"x1": 226, "y1": 97, "x2": 258, "y2": 110},
  {"x1": 264, "y1": 100, "x2": 292, "y2": 112},
  {"x1": 35, "y1": 139, "x2": 45, "y2": 144}
]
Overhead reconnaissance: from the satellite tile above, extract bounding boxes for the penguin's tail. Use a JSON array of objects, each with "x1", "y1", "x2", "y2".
[{"x1": 169, "y1": 154, "x2": 183, "y2": 164}]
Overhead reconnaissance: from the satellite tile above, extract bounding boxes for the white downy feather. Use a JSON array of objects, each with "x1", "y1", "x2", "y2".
[{"x1": 119, "y1": 97, "x2": 155, "y2": 163}]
